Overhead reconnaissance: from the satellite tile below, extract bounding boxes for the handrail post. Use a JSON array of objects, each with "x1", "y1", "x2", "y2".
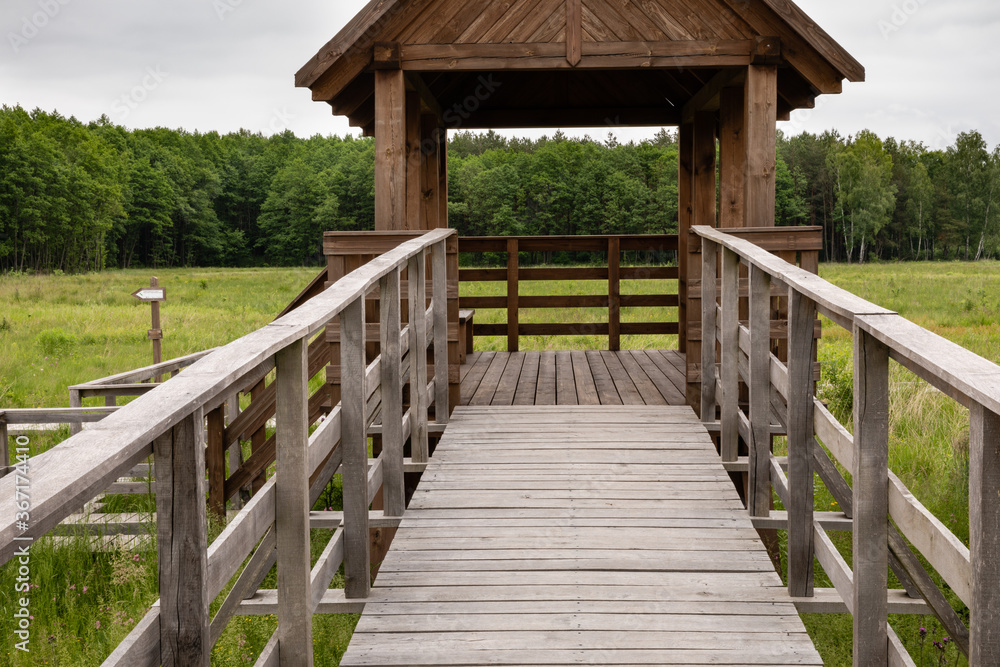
[
  {"x1": 341, "y1": 299, "x2": 372, "y2": 599},
  {"x1": 432, "y1": 240, "x2": 450, "y2": 423},
  {"x1": 720, "y1": 248, "x2": 740, "y2": 462},
  {"x1": 748, "y1": 265, "x2": 771, "y2": 516},
  {"x1": 608, "y1": 236, "x2": 621, "y2": 352},
  {"x1": 206, "y1": 405, "x2": 226, "y2": 520},
  {"x1": 507, "y1": 238, "x2": 519, "y2": 352},
  {"x1": 699, "y1": 237, "x2": 717, "y2": 422},
  {"x1": 155, "y1": 410, "x2": 210, "y2": 666},
  {"x1": 852, "y1": 326, "x2": 889, "y2": 665},
  {"x1": 787, "y1": 289, "x2": 816, "y2": 597},
  {"x1": 69, "y1": 387, "x2": 82, "y2": 435},
  {"x1": 380, "y1": 269, "x2": 405, "y2": 517},
  {"x1": 408, "y1": 253, "x2": 429, "y2": 462},
  {"x1": 969, "y1": 402, "x2": 1000, "y2": 664},
  {"x1": 275, "y1": 337, "x2": 314, "y2": 663}
]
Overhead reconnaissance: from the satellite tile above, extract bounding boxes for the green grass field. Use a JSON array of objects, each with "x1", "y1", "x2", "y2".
[{"x1": 1, "y1": 261, "x2": 996, "y2": 665}]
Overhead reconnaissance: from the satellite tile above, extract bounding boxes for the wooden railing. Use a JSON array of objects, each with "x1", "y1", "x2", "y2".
[
  {"x1": 694, "y1": 225, "x2": 1000, "y2": 666},
  {"x1": 459, "y1": 235, "x2": 678, "y2": 351},
  {"x1": 0, "y1": 228, "x2": 456, "y2": 666}
]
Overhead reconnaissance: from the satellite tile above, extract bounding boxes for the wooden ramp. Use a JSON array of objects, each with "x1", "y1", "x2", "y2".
[{"x1": 341, "y1": 406, "x2": 822, "y2": 666}]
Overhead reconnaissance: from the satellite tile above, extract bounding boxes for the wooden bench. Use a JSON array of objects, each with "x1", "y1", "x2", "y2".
[{"x1": 459, "y1": 309, "x2": 475, "y2": 363}]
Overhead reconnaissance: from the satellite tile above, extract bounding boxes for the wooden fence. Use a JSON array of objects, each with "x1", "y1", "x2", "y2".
[
  {"x1": 695, "y1": 225, "x2": 999, "y2": 666},
  {"x1": 459, "y1": 234, "x2": 679, "y2": 352},
  {"x1": 0, "y1": 228, "x2": 455, "y2": 666}
]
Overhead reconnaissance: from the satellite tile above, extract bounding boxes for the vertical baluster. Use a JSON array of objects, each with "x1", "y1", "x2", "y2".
[
  {"x1": 275, "y1": 338, "x2": 314, "y2": 663},
  {"x1": 507, "y1": 238, "x2": 519, "y2": 353},
  {"x1": 720, "y1": 248, "x2": 740, "y2": 462},
  {"x1": 852, "y1": 327, "x2": 889, "y2": 665},
  {"x1": 787, "y1": 289, "x2": 816, "y2": 597},
  {"x1": 608, "y1": 237, "x2": 621, "y2": 352},
  {"x1": 748, "y1": 265, "x2": 771, "y2": 517},
  {"x1": 380, "y1": 269, "x2": 405, "y2": 517},
  {"x1": 69, "y1": 388, "x2": 82, "y2": 435},
  {"x1": 155, "y1": 411, "x2": 210, "y2": 666},
  {"x1": 206, "y1": 405, "x2": 226, "y2": 520},
  {"x1": 700, "y1": 237, "x2": 718, "y2": 422},
  {"x1": 970, "y1": 402, "x2": 1000, "y2": 664},
  {"x1": 433, "y1": 241, "x2": 450, "y2": 423},
  {"x1": 341, "y1": 299, "x2": 371, "y2": 599},
  {"x1": 408, "y1": 253, "x2": 429, "y2": 462}
]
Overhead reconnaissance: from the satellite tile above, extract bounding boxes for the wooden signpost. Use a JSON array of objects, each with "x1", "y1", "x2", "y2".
[{"x1": 132, "y1": 277, "x2": 166, "y2": 380}]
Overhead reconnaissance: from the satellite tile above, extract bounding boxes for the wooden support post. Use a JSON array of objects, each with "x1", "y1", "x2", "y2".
[
  {"x1": 566, "y1": 0, "x2": 582, "y2": 66},
  {"x1": 249, "y1": 379, "x2": 267, "y2": 495},
  {"x1": 380, "y1": 269, "x2": 405, "y2": 517},
  {"x1": 420, "y1": 115, "x2": 440, "y2": 230},
  {"x1": 677, "y1": 122, "x2": 693, "y2": 354},
  {"x1": 446, "y1": 235, "x2": 461, "y2": 414},
  {"x1": 970, "y1": 402, "x2": 1000, "y2": 664},
  {"x1": 155, "y1": 412, "x2": 210, "y2": 666},
  {"x1": 374, "y1": 69, "x2": 406, "y2": 231},
  {"x1": 432, "y1": 241, "x2": 450, "y2": 423},
  {"x1": 852, "y1": 327, "x2": 889, "y2": 666},
  {"x1": 275, "y1": 338, "x2": 314, "y2": 664},
  {"x1": 69, "y1": 388, "x2": 82, "y2": 436},
  {"x1": 150, "y1": 277, "x2": 163, "y2": 382},
  {"x1": 206, "y1": 405, "x2": 226, "y2": 520},
  {"x1": 748, "y1": 265, "x2": 771, "y2": 517},
  {"x1": 688, "y1": 111, "x2": 716, "y2": 408},
  {"x1": 341, "y1": 299, "x2": 371, "y2": 599},
  {"x1": 405, "y1": 91, "x2": 422, "y2": 231},
  {"x1": 745, "y1": 64, "x2": 778, "y2": 226},
  {"x1": 437, "y1": 128, "x2": 449, "y2": 228},
  {"x1": 720, "y1": 249, "x2": 740, "y2": 462},
  {"x1": 700, "y1": 237, "x2": 718, "y2": 422},
  {"x1": 408, "y1": 253, "x2": 429, "y2": 462},
  {"x1": 608, "y1": 236, "x2": 621, "y2": 352},
  {"x1": 719, "y1": 86, "x2": 746, "y2": 229},
  {"x1": 787, "y1": 289, "x2": 816, "y2": 597},
  {"x1": 506, "y1": 238, "x2": 519, "y2": 353}
]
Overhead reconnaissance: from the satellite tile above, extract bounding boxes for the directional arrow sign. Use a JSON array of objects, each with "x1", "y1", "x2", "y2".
[{"x1": 132, "y1": 288, "x2": 166, "y2": 301}]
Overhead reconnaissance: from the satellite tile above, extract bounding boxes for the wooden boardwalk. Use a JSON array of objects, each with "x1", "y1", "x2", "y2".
[
  {"x1": 341, "y1": 406, "x2": 822, "y2": 666},
  {"x1": 460, "y1": 350, "x2": 688, "y2": 406}
]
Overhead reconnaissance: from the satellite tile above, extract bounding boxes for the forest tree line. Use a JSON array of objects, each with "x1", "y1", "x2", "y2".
[{"x1": 1, "y1": 104, "x2": 999, "y2": 273}]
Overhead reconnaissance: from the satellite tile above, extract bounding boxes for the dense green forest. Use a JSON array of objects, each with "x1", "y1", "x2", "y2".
[{"x1": 1, "y1": 104, "x2": 999, "y2": 273}]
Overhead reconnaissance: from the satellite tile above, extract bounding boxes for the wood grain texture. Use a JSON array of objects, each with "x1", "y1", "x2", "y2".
[
  {"x1": 786, "y1": 289, "x2": 815, "y2": 597},
  {"x1": 970, "y1": 402, "x2": 1000, "y2": 664},
  {"x1": 340, "y1": 405, "x2": 821, "y2": 666},
  {"x1": 374, "y1": 70, "x2": 406, "y2": 231},
  {"x1": 852, "y1": 327, "x2": 889, "y2": 665},
  {"x1": 747, "y1": 265, "x2": 772, "y2": 516},
  {"x1": 342, "y1": 299, "x2": 372, "y2": 600}
]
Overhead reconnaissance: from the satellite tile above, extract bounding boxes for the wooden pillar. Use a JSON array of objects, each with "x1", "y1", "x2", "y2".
[
  {"x1": 608, "y1": 237, "x2": 621, "y2": 352},
  {"x1": 747, "y1": 266, "x2": 771, "y2": 517},
  {"x1": 506, "y1": 238, "x2": 519, "y2": 353},
  {"x1": 408, "y1": 253, "x2": 429, "y2": 461},
  {"x1": 720, "y1": 249, "x2": 739, "y2": 462},
  {"x1": 405, "y1": 91, "x2": 422, "y2": 231},
  {"x1": 155, "y1": 412, "x2": 210, "y2": 666},
  {"x1": 380, "y1": 269, "x2": 405, "y2": 516},
  {"x1": 341, "y1": 300, "x2": 371, "y2": 599},
  {"x1": 852, "y1": 327, "x2": 889, "y2": 666},
  {"x1": 432, "y1": 241, "x2": 450, "y2": 422},
  {"x1": 745, "y1": 65, "x2": 778, "y2": 226},
  {"x1": 686, "y1": 112, "x2": 716, "y2": 408},
  {"x1": 374, "y1": 69, "x2": 406, "y2": 231},
  {"x1": 420, "y1": 115, "x2": 440, "y2": 230},
  {"x1": 677, "y1": 122, "x2": 693, "y2": 355},
  {"x1": 699, "y1": 237, "x2": 718, "y2": 422},
  {"x1": 719, "y1": 86, "x2": 746, "y2": 229},
  {"x1": 438, "y1": 128, "x2": 449, "y2": 228},
  {"x1": 786, "y1": 290, "x2": 816, "y2": 597},
  {"x1": 275, "y1": 338, "x2": 314, "y2": 664},
  {"x1": 970, "y1": 402, "x2": 1000, "y2": 664}
]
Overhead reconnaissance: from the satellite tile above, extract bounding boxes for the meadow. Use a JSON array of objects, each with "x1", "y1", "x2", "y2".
[{"x1": 1, "y1": 261, "x2": 997, "y2": 665}]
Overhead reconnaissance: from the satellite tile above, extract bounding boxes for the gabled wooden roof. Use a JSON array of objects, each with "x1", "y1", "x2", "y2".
[{"x1": 297, "y1": 0, "x2": 863, "y2": 131}]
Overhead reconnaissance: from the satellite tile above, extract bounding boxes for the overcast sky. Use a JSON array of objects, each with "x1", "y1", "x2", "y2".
[{"x1": 2, "y1": 0, "x2": 998, "y2": 150}]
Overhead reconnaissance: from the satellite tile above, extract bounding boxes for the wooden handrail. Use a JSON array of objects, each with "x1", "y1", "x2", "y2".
[
  {"x1": 459, "y1": 234, "x2": 679, "y2": 352},
  {"x1": 693, "y1": 224, "x2": 1000, "y2": 666},
  {"x1": 0, "y1": 229, "x2": 455, "y2": 666}
]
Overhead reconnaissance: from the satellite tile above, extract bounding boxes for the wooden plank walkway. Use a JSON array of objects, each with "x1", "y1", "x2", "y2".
[
  {"x1": 340, "y1": 406, "x2": 823, "y2": 666},
  {"x1": 460, "y1": 350, "x2": 688, "y2": 406}
]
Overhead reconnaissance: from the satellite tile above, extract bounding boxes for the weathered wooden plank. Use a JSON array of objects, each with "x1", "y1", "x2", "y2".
[
  {"x1": 492, "y1": 351, "x2": 525, "y2": 406},
  {"x1": 513, "y1": 350, "x2": 540, "y2": 405},
  {"x1": 460, "y1": 350, "x2": 494, "y2": 405},
  {"x1": 852, "y1": 327, "x2": 889, "y2": 664},
  {"x1": 379, "y1": 270, "x2": 405, "y2": 517},
  {"x1": 700, "y1": 236, "x2": 718, "y2": 420},
  {"x1": 155, "y1": 415, "x2": 210, "y2": 666},
  {"x1": 747, "y1": 265, "x2": 771, "y2": 516},
  {"x1": 556, "y1": 351, "x2": 578, "y2": 405},
  {"x1": 720, "y1": 248, "x2": 740, "y2": 462},
  {"x1": 506, "y1": 237, "x2": 519, "y2": 352},
  {"x1": 407, "y1": 252, "x2": 429, "y2": 460},
  {"x1": 787, "y1": 289, "x2": 815, "y2": 597},
  {"x1": 469, "y1": 351, "x2": 507, "y2": 406},
  {"x1": 970, "y1": 402, "x2": 1000, "y2": 664},
  {"x1": 341, "y1": 299, "x2": 371, "y2": 600},
  {"x1": 432, "y1": 241, "x2": 450, "y2": 420},
  {"x1": 535, "y1": 351, "x2": 558, "y2": 405},
  {"x1": 571, "y1": 351, "x2": 601, "y2": 406}
]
